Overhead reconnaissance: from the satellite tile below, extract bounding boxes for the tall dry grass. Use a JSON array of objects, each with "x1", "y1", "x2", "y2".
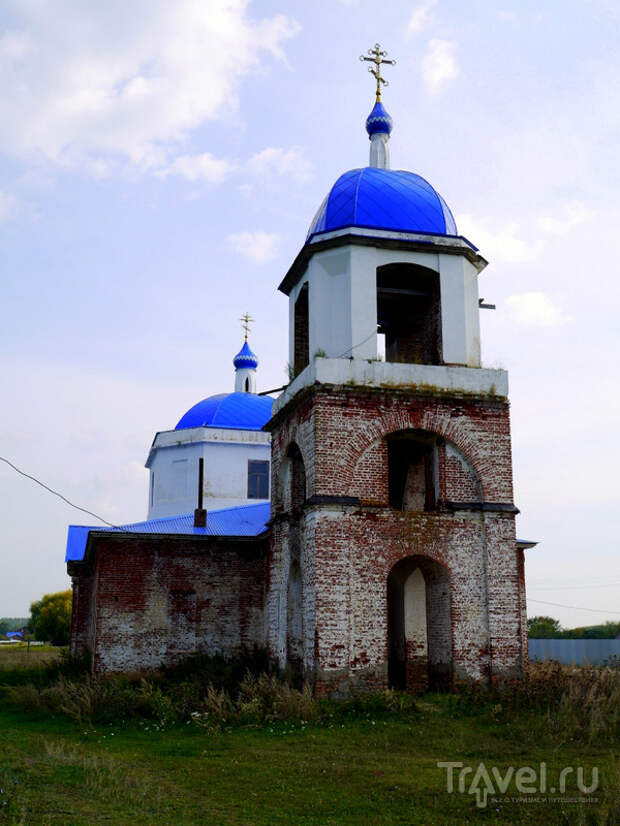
[{"x1": 454, "y1": 660, "x2": 620, "y2": 743}]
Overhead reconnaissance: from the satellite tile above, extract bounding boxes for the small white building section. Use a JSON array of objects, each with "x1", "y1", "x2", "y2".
[{"x1": 145, "y1": 340, "x2": 274, "y2": 519}]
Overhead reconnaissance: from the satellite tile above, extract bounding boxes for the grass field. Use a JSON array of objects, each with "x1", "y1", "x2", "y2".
[
  {"x1": 0, "y1": 647, "x2": 618, "y2": 825},
  {"x1": 0, "y1": 645, "x2": 61, "y2": 671}
]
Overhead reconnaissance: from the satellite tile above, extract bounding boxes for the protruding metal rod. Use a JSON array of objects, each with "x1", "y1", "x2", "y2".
[{"x1": 194, "y1": 458, "x2": 207, "y2": 528}]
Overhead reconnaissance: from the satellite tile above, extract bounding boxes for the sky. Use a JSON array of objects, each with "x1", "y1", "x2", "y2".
[{"x1": 1, "y1": 0, "x2": 619, "y2": 628}]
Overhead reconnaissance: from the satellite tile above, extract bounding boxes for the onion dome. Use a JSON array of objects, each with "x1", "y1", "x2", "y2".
[
  {"x1": 307, "y1": 167, "x2": 457, "y2": 241},
  {"x1": 175, "y1": 393, "x2": 274, "y2": 431},
  {"x1": 365, "y1": 100, "x2": 393, "y2": 136},
  {"x1": 233, "y1": 340, "x2": 258, "y2": 370}
]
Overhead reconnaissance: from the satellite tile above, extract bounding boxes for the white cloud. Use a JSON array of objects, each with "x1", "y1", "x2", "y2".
[
  {"x1": 0, "y1": 2, "x2": 299, "y2": 170},
  {"x1": 158, "y1": 152, "x2": 235, "y2": 183},
  {"x1": 537, "y1": 201, "x2": 594, "y2": 235},
  {"x1": 505, "y1": 292, "x2": 571, "y2": 327},
  {"x1": 405, "y1": 0, "x2": 438, "y2": 38},
  {"x1": 157, "y1": 145, "x2": 312, "y2": 185},
  {"x1": 246, "y1": 147, "x2": 313, "y2": 182},
  {"x1": 226, "y1": 231, "x2": 279, "y2": 263},
  {"x1": 458, "y1": 214, "x2": 543, "y2": 264},
  {"x1": 421, "y1": 39, "x2": 458, "y2": 94},
  {"x1": 0, "y1": 189, "x2": 16, "y2": 221}
]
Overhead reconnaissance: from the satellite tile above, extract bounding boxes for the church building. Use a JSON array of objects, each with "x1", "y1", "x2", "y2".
[
  {"x1": 66, "y1": 46, "x2": 532, "y2": 695},
  {"x1": 146, "y1": 332, "x2": 273, "y2": 519}
]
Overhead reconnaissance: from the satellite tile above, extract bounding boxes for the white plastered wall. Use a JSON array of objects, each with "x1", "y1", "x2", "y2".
[
  {"x1": 146, "y1": 428, "x2": 270, "y2": 519},
  {"x1": 404, "y1": 568, "x2": 427, "y2": 654},
  {"x1": 234, "y1": 368, "x2": 256, "y2": 393}
]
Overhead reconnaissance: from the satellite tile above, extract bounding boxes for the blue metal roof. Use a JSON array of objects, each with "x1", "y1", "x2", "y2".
[
  {"x1": 175, "y1": 392, "x2": 274, "y2": 431},
  {"x1": 307, "y1": 167, "x2": 457, "y2": 242},
  {"x1": 65, "y1": 502, "x2": 271, "y2": 563},
  {"x1": 233, "y1": 341, "x2": 259, "y2": 370}
]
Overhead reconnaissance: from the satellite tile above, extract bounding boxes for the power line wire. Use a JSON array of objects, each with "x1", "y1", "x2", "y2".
[
  {"x1": 529, "y1": 583, "x2": 620, "y2": 590},
  {"x1": 336, "y1": 329, "x2": 379, "y2": 359},
  {"x1": 0, "y1": 455, "x2": 120, "y2": 528},
  {"x1": 528, "y1": 598, "x2": 620, "y2": 615}
]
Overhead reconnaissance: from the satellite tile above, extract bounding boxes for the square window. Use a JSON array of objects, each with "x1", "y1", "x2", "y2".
[{"x1": 248, "y1": 460, "x2": 269, "y2": 499}]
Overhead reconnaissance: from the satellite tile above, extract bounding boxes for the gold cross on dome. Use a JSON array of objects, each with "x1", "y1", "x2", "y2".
[
  {"x1": 360, "y1": 43, "x2": 396, "y2": 101},
  {"x1": 240, "y1": 312, "x2": 254, "y2": 341}
]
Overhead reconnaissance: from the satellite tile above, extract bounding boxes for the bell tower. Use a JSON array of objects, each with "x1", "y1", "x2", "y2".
[{"x1": 265, "y1": 47, "x2": 527, "y2": 695}]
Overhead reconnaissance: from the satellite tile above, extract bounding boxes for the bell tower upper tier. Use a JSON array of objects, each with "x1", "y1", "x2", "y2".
[
  {"x1": 279, "y1": 58, "x2": 489, "y2": 378},
  {"x1": 280, "y1": 229, "x2": 486, "y2": 375}
]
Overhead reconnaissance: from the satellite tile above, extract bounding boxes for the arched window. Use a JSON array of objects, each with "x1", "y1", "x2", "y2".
[
  {"x1": 386, "y1": 430, "x2": 438, "y2": 511},
  {"x1": 293, "y1": 283, "x2": 309, "y2": 377}
]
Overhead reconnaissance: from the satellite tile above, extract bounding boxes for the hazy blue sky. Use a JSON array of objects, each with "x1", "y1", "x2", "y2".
[{"x1": 1, "y1": 0, "x2": 619, "y2": 627}]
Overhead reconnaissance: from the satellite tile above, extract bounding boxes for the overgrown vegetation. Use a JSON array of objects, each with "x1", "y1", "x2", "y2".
[
  {"x1": 1, "y1": 648, "x2": 417, "y2": 729},
  {"x1": 452, "y1": 660, "x2": 620, "y2": 744},
  {"x1": 0, "y1": 648, "x2": 619, "y2": 824},
  {"x1": 2, "y1": 647, "x2": 620, "y2": 748}
]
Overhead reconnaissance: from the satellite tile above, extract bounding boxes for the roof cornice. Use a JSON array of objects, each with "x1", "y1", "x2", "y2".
[{"x1": 278, "y1": 229, "x2": 487, "y2": 295}]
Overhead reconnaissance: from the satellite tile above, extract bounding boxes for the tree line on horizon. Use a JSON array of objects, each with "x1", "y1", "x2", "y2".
[{"x1": 528, "y1": 616, "x2": 620, "y2": 639}]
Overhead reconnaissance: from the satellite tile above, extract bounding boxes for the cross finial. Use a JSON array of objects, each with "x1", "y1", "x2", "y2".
[
  {"x1": 360, "y1": 43, "x2": 396, "y2": 102},
  {"x1": 240, "y1": 312, "x2": 254, "y2": 341}
]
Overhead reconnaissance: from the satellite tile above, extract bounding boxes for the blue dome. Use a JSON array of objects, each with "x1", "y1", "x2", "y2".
[
  {"x1": 366, "y1": 100, "x2": 393, "y2": 136},
  {"x1": 307, "y1": 167, "x2": 457, "y2": 241},
  {"x1": 233, "y1": 341, "x2": 258, "y2": 370},
  {"x1": 175, "y1": 392, "x2": 274, "y2": 431}
]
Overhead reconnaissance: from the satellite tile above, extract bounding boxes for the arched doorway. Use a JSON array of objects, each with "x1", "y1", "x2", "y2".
[{"x1": 387, "y1": 555, "x2": 452, "y2": 692}]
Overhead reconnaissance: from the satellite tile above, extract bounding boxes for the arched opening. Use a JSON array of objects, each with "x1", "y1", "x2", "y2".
[
  {"x1": 377, "y1": 263, "x2": 442, "y2": 365},
  {"x1": 244, "y1": 377, "x2": 250, "y2": 392},
  {"x1": 286, "y1": 558, "x2": 303, "y2": 683},
  {"x1": 288, "y1": 442, "x2": 306, "y2": 511},
  {"x1": 386, "y1": 430, "x2": 439, "y2": 511},
  {"x1": 387, "y1": 556, "x2": 452, "y2": 692},
  {"x1": 282, "y1": 442, "x2": 306, "y2": 684},
  {"x1": 293, "y1": 283, "x2": 309, "y2": 377}
]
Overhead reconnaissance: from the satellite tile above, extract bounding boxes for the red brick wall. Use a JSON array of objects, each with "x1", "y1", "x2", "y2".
[
  {"x1": 267, "y1": 384, "x2": 522, "y2": 696},
  {"x1": 69, "y1": 574, "x2": 93, "y2": 656},
  {"x1": 73, "y1": 536, "x2": 267, "y2": 673}
]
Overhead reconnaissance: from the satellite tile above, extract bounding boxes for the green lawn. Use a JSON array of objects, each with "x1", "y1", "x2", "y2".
[{"x1": 0, "y1": 697, "x2": 617, "y2": 825}]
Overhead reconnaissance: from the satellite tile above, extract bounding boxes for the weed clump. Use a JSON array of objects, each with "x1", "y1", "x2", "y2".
[
  {"x1": 451, "y1": 660, "x2": 620, "y2": 744},
  {"x1": 1, "y1": 649, "x2": 418, "y2": 730}
]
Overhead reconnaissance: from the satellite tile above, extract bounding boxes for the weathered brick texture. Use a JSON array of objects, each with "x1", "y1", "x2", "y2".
[
  {"x1": 266, "y1": 383, "x2": 525, "y2": 695},
  {"x1": 70, "y1": 537, "x2": 266, "y2": 672},
  {"x1": 69, "y1": 381, "x2": 526, "y2": 693}
]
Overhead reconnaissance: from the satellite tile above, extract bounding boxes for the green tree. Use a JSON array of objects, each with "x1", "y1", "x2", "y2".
[
  {"x1": 527, "y1": 615, "x2": 562, "y2": 638},
  {"x1": 29, "y1": 590, "x2": 72, "y2": 645},
  {"x1": 561, "y1": 621, "x2": 620, "y2": 639}
]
